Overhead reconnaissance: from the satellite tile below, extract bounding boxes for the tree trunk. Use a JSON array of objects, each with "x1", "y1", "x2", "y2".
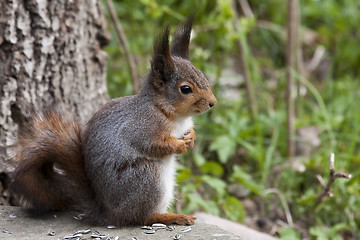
[{"x1": 0, "y1": 0, "x2": 110, "y2": 175}]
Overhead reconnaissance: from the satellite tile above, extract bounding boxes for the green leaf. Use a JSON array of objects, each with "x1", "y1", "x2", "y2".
[
  {"x1": 222, "y1": 196, "x2": 246, "y2": 222},
  {"x1": 236, "y1": 138, "x2": 256, "y2": 154},
  {"x1": 298, "y1": 189, "x2": 316, "y2": 205},
  {"x1": 176, "y1": 168, "x2": 192, "y2": 182},
  {"x1": 217, "y1": 0, "x2": 233, "y2": 18},
  {"x1": 210, "y1": 135, "x2": 237, "y2": 163},
  {"x1": 183, "y1": 193, "x2": 220, "y2": 216},
  {"x1": 201, "y1": 175, "x2": 227, "y2": 198},
  {"x1": 193, "y1": 153, "x2": 206, "y2": 167},
  {"x1": 200, "y1": 161, "x2": 224, "y2": 177},
  {"x1": 179, "y1": 183, "x2": 197, "y2": 195},
  {"x1": 230, "y1": 165, "x2": 264, "y2": 195},
  {"x1": 329, "y1": 223, "x2": 350, "y2": 237},
  {"x1": 309, "y1": 226, "x2": 328, "y2": 240},
  {"x1": 237, "y1": 17, "x2": 256, "y2": 36},
  {"x1": 280, "y1": 227, "x2": 301, "y2": 240}
]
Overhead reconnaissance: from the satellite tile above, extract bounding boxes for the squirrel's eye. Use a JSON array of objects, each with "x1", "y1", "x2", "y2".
[{"x1": 180, "y1": 85, "x2": 192, "y2": 94}]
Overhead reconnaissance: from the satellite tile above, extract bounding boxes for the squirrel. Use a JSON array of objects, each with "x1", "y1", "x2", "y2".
[{"x1": 11, "y1": 16, "x2": 216, "y2": 227}]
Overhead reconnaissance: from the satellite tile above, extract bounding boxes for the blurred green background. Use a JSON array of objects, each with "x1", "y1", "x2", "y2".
[{"x1": 102, "y1": 0, "x2": 360, "y2": 239}]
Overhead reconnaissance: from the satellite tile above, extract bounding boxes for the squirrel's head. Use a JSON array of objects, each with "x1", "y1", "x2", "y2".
[{"x1": 148, "y1": 16, "x2": 217, "y2": 118}]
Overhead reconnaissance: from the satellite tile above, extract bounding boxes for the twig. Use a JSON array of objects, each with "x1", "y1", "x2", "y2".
[
  {"x1": 238, "y1": 0, "x2": 254, "y2": 18},
  {"x1": 316, "y1": 153, "x2": 352, "y2": 204},
  {"x1": 285, "y1": 0, "x2": 300, "y2": 159},
  {"x1": 106, "y1": 0, "x2": 140, "y2": 93},
  {"x1": 316, "y1": 174, "x2": 326, "y2": 187},
  {"x1": 232, "y1": 0, "x2": 258, "y2": 120}
]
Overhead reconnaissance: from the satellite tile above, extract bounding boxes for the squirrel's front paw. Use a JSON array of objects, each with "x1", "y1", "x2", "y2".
[
  {"x1": 180, "y1": 129, "x2": 195, "y2": 149},
  {"x1": 175, "y1": 140, "x2": 188, "y2": 154}
]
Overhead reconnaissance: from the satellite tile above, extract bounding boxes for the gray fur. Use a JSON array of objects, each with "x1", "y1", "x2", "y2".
[{"x1": 83, "y1": 94, "x2": 173, "y2": 225}]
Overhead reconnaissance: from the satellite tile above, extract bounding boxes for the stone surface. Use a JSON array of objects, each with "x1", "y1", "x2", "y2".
[
  {"x1": 0, "y1": 206, "x2": 243, "y2": 240},
  {"x1": 195, "y1": 212, "x2": 278, "y2": 240}
]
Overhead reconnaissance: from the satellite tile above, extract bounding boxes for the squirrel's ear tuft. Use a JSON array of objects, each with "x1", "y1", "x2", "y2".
[
  {"x1": 151, "y1": 25, "x2": 174, "y2": 81},
  {"x1": 170, "y1": 15, "x2": 194, "y2": 59}
]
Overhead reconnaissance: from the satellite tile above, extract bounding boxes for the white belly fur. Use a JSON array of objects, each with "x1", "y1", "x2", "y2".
[{"x1": 155, "y1": 117, "x2": 193, "y2": 213}]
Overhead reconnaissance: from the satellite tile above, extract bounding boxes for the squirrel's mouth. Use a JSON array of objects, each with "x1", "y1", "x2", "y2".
[
  {"x1": 192, "y1": 109, "x2": 205, "y2": 115},
  {"x1": 193, "y1": 109, "x2": 208, "y2": 115}
]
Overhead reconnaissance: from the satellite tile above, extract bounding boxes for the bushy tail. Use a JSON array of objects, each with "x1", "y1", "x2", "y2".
[{"x1": 11, "y1": 111, "x2": 92, "y2": 214}]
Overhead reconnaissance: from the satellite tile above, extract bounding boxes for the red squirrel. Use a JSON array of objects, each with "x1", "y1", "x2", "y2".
[{"x1": 11, "y1": 16, "x2": 216, "y2": 226}]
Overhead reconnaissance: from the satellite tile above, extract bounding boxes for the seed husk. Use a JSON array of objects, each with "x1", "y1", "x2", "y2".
[
  {"x1": 79, "y1": 229, "x2": 91, "y2": 234},
  {"x1": 3, "y1": 229, "x2": 12, "y2": 234},
  {"x1": 180, "y1": 226, "x2": 192, "y2": 233},
  {"x1": 91, "y1": 233, "x2": 106, "y2": 238},
  {"x1": 166, "y1": 226, "x2": 175, "y2": 231},
  {"x1": 141, "y1": 226, "x2": 153, "y2": 230},
  {"x1": 144, "y1": 229, "x2": 156, "y2": 234},
  {"x1": 151, "y1": 223, "x2": 166, "y2": 229},
  {"x1": 63, "y1": 234, "x2": 74, "y2": 239}
]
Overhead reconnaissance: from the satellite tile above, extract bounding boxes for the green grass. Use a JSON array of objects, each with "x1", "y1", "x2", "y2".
[{"x1": 103, "y1": 0, "x2": 360, "y2": 238}]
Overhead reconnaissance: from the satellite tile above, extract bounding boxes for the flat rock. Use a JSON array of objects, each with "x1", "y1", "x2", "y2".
[
  {"x1": 0, "y1": 206, "x2": 243, "y2": 240},
  {"x1": 195, "y1": 212, "x2": 277, "y2": 240}
]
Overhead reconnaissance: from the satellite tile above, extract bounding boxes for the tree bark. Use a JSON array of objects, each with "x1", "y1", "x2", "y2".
[{"x1": 0, "y1": 0, "x2": 110, "y2": 173}]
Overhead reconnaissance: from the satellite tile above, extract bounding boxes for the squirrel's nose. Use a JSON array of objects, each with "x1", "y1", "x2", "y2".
[
  {"x1": 209, "y1": 99, "x2": 216, "y2": 108},
  {"x1": 208, "y1": 91, "x2": 217, "y2": 108},
  {"x1": 209, "y1": 96, "x2": 217, "y2": 108}
]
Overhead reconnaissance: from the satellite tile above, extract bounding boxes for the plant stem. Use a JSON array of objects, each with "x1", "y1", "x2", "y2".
[
  {"x1": 286, "y1": 0, "x2": 300, "y2": 159},
  {"x1": 233, "y1": 0, "x2": 258, "y2": 120},
  {"x1": 106, "y1": 0, "x2": 140, "y2": 93}
]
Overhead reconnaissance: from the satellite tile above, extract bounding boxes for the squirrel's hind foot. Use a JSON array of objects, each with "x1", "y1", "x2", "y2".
[{"x1": 146, "y1": 212, "x2": 196, "y2": 226}]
